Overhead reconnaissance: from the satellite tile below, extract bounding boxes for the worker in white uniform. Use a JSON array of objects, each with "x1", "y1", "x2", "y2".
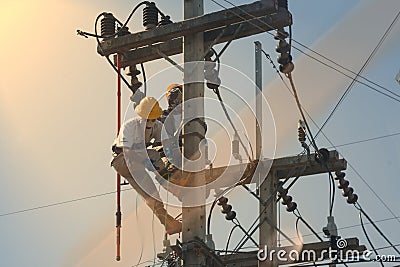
[{"x1": 111, "y1": 96, "x2": 182, "y2": 235}]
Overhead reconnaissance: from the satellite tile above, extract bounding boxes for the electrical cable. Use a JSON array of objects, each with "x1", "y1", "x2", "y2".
[
  {"x1": 206, "y1": 156, "x2": 259, "y2": 235},
  {"x1": 330, "y1": 132, "x2": 400, "y2": 149},
  {"x1": 278, "y1": 200, "x2": 281, "y2": 246},
  {"x1": 232, "y1": 164, "x2": 307, "y2": 253},
  {"x1": 232, "y1": 161, "x2": 307, "y2": 251},
  {"x1": 140, "y1": 63, "x2": 147, "y2": 96},
  {"x1": 293, "y1": 209, "x2": 324, "y2": 242},
  {"x1": 225, "y1": 223, "x2": 239, "y2": 254},
  {"x1": 293, "y1": 45, "x2": 400, "y2": 104},
  {"x1": 263, "y1": 215, "x2": 297, "y2": 246},
  {"x1": 263, "y1": 43, "x2": 400, "y2": 231},
  {"x1": 211, "y1": 58, "x2": 252, "y2": 161},
  {"x1": 241, "y1": 130, "x2": 255, "y2": 161},
  {"x1": 315, "y1": 10, "x2": 400, "y2": 139},
  {"x1": 134, "y1": 194, "x2": 144, "y2": 267},
  {"x1": 283, "y1": 215, "x2": 400, "y2": 246},
  {"x1": 291, "y1": 39, "x2": 400, "y2": 99},
  {"x1": 355, "y1": 203, "x2": 400, "y2": 255},
  {"x1": 93, "y1": 13, "x2": 132, "y2": 90},
  {"x1": 328, "y1": 171, "x2": 333, "y2": 217},
  {"x1": 209, "y1": 0, "x2": 400, "y2": 104},
  {"x1": 329, "y1": 172, "x2": 335, "y2": 217},
  {"x1": 262, "y1": 47, "x2": 335, "y2": 228},
  {"x1": 233, "y1": 218, "x2": 259, "y2": 248},
  {"x1": 376, "y1": 243, "x2": 400, "y2": 252},
  {"x1": 0, "y1": 188, "x2": 132, "y2": 217},
  {"x1": 359, "y1": 210, "x2": 385, "y2": 267},
  {"x1": 78, "y1": 2, "x2": 150, "y2": 39},
  {"x1": 151, "y1": 202, "x2": 156, "y2": 267},
  {"x1": 264, "y1": 46, "x2": 400, "y2": 264},
  {"x1": 6, "y1": 171, "x2": 383, "y2": 229},
  {"x1": 116, "y1": 53, "x2": 122, "y2": 261},
  {"x1": 291, "y1": 259, "x2": 398, "y2": 267},
  {"x1": 287, "y1": 72, "x2": 319, "y2": 152},
  {"x1": 261, "y1": 48, "x2": 320, "y2": 154}
]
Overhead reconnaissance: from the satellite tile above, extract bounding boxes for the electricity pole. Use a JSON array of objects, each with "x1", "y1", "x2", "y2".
[
  {"x1": 181, "y1": 0, "x2": 207, "y2": 266},
  {"x1": 87, "y1": 2, "x2": 366, "y2": 266}
]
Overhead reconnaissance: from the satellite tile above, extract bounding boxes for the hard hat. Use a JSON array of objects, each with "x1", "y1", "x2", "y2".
[
  {"x1": 135, "y1": 96, "x2": 163, "y2": 119},
  {"x1": 166, "y1": 84, "x2": 183, "y2": 99}
]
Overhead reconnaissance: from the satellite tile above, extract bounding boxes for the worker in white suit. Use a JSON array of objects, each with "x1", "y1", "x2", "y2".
[{"x1": 111, "y1": 96, "x2": 182, "y2": 235}]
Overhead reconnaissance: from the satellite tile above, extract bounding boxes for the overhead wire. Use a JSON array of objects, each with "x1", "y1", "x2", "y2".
[
  {"x1": 0, "y1": 188, "x2": 132, "y2": 217},
  {"x1": 6, "y1": 128, "x2": 398, "y2": 218},
  {"x1": 293, "y1": 209, "x2": 324, "y2": 242},
  {"x1": 291, "y1": 39, "x2": 400, "y2": 99},
  {"x1": 279, "y1": 212, "x2": 400, "y2": 245},
  {"x1": 262, "y1": 42, "x2": 400, "y2": 229},
  {"x1": 140, "y1": 63, "x2": 147, "y2": 96},
  {"x1": 209, "y1": 0, "x2": 400, "y2": 105},
  {"x1": 211, "y1": 53, "x2": 253, "y2": 161},
  {"x1": 330, "y1": 132, "x2": 400, "y2": 149},
  {"x1": 355, "y1": 203, "x2": 400, "y2": 255},
  {"x1": 232, "y1": 164, "x2": 308, "y2": 253},
  {"x1": 134, "y1": 195, "x2": 145, "y2": 267},
  {"x1": 358, "y1": 210, "x2": 385, "y2": 267},
  {"x1": 261, "y1": 42, "x2": 398, "y2": 266},
  {"x1": 289, "y1": 259, "x2": 399, "y2": 267},
  {"x1": 315, "y1": 9, "x2": 400, "y2": 138},
  {"x1": 225, "y1": 223, "x2": 240, "y2": 254}
]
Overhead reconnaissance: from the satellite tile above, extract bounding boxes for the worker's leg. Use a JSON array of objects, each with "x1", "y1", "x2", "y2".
[{"x1": 111, "y1": 151, "x2": 182, "y2": 235}]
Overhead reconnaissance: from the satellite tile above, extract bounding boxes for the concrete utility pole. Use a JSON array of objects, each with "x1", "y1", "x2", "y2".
[
  {"x1": 92, "y1": 2, "x2": 365, "y2": 266},
  {"x1": 181, "y1": 0, "x2": 207, "y2": 266},
  {"x1": 259, "y1": 171, "x2": 277, "y2": 267},
  {"x1": 255, "y1": 41, "x2": 277, "y2": 267},
  {"x1": 255, "y1": 41, "x2": 263, "y2": 161}
]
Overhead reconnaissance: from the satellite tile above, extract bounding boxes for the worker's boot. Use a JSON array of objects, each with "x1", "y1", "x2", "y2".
[{"x1": 153, "y1": 202, "x2": 182, "y2": 235}]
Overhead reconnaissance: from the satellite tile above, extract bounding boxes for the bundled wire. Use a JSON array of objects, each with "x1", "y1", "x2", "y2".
[
  {"x1": 358, "y1": 210, "x2": 384, "y2": 267},
  {"x1": 354, "y1": 203, "x2": 400, "y2": 256}
]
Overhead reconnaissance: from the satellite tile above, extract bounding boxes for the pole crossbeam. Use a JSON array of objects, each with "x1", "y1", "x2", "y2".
[
  {"x1": 115, "y1": 9, "x2": 292, "y2": 66},
  {"x1": 98, "y1": 0, "x2": 278, "y2": 56},
  {"x1": 160, "y1": 150, "x2": 347, "y2": 189}
]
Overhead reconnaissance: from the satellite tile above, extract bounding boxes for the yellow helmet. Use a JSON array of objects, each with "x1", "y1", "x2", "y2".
[
  {"x1": 135, "y1": 97, "x2": 163, "y2": 119},
  {"x1": 166, "y1": 84, "x2": 183, "y2": 99}
]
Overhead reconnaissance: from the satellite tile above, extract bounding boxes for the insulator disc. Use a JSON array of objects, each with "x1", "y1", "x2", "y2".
[
  {"x1": 101, "y1": 13, "x2": 115, "y2": 38},
  {"x1": 158, "y1": 15, "x2": 172, "y2": 26},
  {"x1": 143, "y1": 2, "x2": 158, "y2": 29}
]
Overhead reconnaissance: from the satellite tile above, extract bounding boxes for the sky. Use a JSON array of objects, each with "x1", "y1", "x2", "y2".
[{"x1": 0, "y1": 0, "x2": 399, "y2": 266}]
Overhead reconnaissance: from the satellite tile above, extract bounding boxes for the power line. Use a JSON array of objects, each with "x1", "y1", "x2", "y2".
[
  {"x1": 291, "y1": 38, "x2": 400, "y2": 99},
  {"x1": 262, "y1": 47, "x2": 400, "y2": 234},
  {"x1": 261, "y1": 43, "x2": 400, "y2": 256},
  {"x1": 262, "y1": 43, "x2": 400, "y2": 229},
  {"x1": 331, "y1": 132, "x2": 400, "y2": 148},
  {"x1": 0, "y1": 188, "x2": 132, "y2": 217},
  {"x1": 355, "y1": 203, "x2": 400, "y2": 255},
  {"x1": 358, "y1": 210, "x2": 385, "y2": 267},
  {"x1": 315, "y1": 9, "x2": 400, "y2": 138},
  {"x1": 282, "y1": 216, "x2": 400, "y2": 245},
  {"x1": 209, "y1": 0, "x2": 400, "y2": 105}
]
